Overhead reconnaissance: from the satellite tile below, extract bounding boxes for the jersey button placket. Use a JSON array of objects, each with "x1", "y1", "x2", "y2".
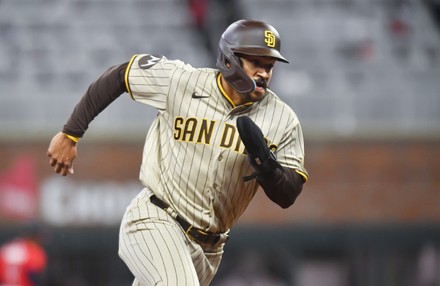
[
  {"x1": 212, "y1": 151, "x2": 225, "y2": 192},
  {"x1": 214, "y1": 154, "x2": 223, "y2": 189}
]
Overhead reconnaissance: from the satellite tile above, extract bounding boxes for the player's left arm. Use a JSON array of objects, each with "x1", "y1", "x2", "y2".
[
  {"x1": 237, "y1": 116, "x2": 307, "y2": 208},
  {"x1": 256, "y1": 166, "x2": 305, "y2": 209}
]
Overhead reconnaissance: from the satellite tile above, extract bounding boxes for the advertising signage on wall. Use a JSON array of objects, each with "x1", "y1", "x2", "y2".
[{"x1": 40, "y1": 177, "x2": 141, "y2": 227}]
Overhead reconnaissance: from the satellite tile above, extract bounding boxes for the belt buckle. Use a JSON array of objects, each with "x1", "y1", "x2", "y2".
[
  {"x1": 187, "y1": 226, "x2": 204, "y2": 242},
  {"x1": 186, "y1": 226, "x2": 208, "y2": 244},
  {"x1": 193, "y1": 228, "x2": 220, "y2": 246}
]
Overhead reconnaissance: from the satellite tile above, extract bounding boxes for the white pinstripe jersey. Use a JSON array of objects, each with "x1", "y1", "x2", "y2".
[{"x1": 125, "y1": 54, "x2": 308, "y2": 234}]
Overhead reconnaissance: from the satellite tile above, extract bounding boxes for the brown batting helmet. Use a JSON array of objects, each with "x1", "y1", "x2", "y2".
[{"x1": 217, "y1": 19, "x2": 289, "y2": 94}]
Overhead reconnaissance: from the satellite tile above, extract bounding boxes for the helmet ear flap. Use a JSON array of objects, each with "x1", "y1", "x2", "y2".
[{"x1": 217, "y1": 44, "x2": 256, "y2": 94}]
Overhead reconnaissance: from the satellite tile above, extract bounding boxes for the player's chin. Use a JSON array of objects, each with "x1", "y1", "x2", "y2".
[{"x1": 249, "y1": 87, "x2": 266, "y2": 101}]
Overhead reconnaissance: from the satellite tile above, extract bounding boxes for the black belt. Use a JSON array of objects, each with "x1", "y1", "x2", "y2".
[{"x1": 150, "y1": 195, "x2": 222, "y2": 246}]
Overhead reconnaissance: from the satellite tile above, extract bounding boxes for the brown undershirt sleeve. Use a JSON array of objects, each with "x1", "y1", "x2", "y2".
[
  {"x1": 256, "y1": 167, "x2": 305, "y2": 209},
  {"x1": 62, "y1": 62, "x2": 129, "y2": 138}
]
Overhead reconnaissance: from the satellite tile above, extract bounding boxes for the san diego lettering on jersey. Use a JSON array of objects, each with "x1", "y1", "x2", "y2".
[{"x1": 173, "y1": 116, "x2": 277, "y2": 154}]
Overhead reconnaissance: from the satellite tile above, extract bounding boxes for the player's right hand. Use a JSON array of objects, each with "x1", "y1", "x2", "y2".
[{"x1": 47, "y1": 132, "x2": 78, "y2": 176}]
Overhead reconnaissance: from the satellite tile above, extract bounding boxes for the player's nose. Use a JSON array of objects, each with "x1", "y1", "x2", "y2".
[{"x1": 255, "y1": 67, "x2": 270, "y2": 80}]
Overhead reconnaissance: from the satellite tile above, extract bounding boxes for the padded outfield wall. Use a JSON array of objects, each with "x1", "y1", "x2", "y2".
[{"x1": 1, "y1": 140, "x2": 439, "y2": 285}]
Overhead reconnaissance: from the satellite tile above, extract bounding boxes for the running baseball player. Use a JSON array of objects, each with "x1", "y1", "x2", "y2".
[{"x1": 47, "y1": 19, "x2": 308, "y2": 286}]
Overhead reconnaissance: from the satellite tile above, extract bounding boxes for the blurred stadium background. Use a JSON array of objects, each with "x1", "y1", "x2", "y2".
[{"x1": 1, "y1": 0, "x2": 440, "y2": 285}]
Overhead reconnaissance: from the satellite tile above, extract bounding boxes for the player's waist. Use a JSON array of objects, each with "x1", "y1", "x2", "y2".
[{"x1": 150, "y1": 195, "x2": 229, "y2": 246}]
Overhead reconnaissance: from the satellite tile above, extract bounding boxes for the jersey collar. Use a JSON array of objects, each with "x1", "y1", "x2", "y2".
[{"x1": 217, "y1": 73, "x2": 253, "y2": 108}]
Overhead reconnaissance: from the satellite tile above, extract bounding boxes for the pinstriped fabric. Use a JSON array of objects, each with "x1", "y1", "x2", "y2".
[
  {"x1": 122, "y1": 53, "x2": 307, "y2": 284},
  {"x1": 128, "y1": 55, "x2": 305, "y2": 232},
  {"x1": 119, "y1": 188, "x2": 223, "y2": 286},
  {"x1": 246, "y1": 91, "x2": 307, "y2": 173},
  {"x1": 126, "y1": 54, "x2": 308, "y2": 230}
]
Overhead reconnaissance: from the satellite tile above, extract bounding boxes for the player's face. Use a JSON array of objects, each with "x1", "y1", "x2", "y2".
[{"x1": 240, "y1": 55, "x2": 276, "y2": 101}]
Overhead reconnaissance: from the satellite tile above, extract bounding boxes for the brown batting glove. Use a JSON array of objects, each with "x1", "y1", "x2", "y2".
[{"x1": 236, "y1": 116, "x2": 284, "y2": 181}]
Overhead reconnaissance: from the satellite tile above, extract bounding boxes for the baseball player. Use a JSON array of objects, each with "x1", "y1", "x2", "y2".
[{"x1": 47, "y1": 19, "x2": 308, "y2": 285}]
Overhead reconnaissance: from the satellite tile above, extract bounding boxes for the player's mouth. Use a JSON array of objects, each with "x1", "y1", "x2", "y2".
[{"x1": 254, "y1": 77, "x2": 267, "y2": 92}]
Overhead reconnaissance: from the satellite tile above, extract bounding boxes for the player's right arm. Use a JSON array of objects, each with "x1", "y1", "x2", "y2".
[{"x1": 47, "y1": 62, "x2": 129, "y2": 176}]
